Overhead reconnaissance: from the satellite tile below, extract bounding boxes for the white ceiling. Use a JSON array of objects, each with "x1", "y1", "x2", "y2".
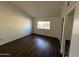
[{"x1": 11, "y1": 1, "x2": 65, "y2": 18}]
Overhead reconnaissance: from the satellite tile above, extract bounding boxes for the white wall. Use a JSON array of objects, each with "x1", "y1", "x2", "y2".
[
  {"x1": 32, "y1": 17, "x2": 62, "y2": 39},
  {"x1": 0, "y1": 2, "x2": 32, "y2": 45},
  {"x1": 69, "y1": 2, "x2": 79, "y2": 57},
  {"x1": 64, "y1": 16, "x2": 74, "y2": 40}
]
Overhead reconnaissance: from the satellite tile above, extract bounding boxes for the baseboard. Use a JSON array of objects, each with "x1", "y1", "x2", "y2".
[
  {"x1": 0, "y1": 33, "x2": 32, "y2": 46},
  {"x1": 32, "y1": 33, "x2": 58, "y2": 40},
  {"x1": 16, "y1": 33, "x2": 32, "y2": 40}
]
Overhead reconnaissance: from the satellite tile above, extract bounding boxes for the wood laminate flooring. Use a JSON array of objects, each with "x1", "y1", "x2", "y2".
[{"x1": 0, "y1": 34, "x2": 62, "y2": 57}]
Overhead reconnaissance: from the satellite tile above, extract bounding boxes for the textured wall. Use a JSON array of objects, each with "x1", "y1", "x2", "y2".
[{"x1": 32, "y1": 17, "x2": 62, "y2": 39}]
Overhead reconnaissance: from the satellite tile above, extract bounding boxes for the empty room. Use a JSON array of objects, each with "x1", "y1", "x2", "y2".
[{"x1": 0, "y1": 1, "x2": 79, "y2": 57}]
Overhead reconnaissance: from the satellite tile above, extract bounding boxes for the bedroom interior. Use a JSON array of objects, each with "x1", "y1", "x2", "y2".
[{"x1": 0, "y1": 1, "x2": 79, "y2": 57}]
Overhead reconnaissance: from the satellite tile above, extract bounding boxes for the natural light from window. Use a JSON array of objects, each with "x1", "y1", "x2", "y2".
[{"x1": 37, "y1": 21, "x2": 50, "y2": 30}]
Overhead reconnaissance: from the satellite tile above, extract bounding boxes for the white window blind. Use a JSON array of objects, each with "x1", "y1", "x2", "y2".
[{"x1": 37, "y1": 21, "x2": 50, "y2": 30}]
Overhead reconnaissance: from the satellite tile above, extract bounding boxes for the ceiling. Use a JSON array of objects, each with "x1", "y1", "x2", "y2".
[{"x1": 11, "y1": 1, "x2": 65, "y2": 18}]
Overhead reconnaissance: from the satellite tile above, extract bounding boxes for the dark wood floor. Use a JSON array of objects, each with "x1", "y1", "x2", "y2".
[
  {"x1": 65, "y1": 40, "x2": 70, "y2": 57},
  {"x1": 0, "y1": 34, "x2": 62, "y2": 57}
]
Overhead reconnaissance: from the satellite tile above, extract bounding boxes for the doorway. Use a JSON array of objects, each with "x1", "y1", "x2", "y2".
[
  {"x1": 64, "y1": 9, "x2": 75, "y2": 56},
  {"x1": 60, "y1": 8, "x2": 75, "y2": 57}
]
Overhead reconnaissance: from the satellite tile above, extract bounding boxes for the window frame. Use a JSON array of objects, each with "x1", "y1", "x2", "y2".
[{"x1": 37, "y1": 21, "x2": 50, "y2": 30}]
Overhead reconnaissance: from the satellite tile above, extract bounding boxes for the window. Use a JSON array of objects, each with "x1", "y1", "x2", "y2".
[{"x1": 37, "y1": 21, "x2": 50, "y2": 30}]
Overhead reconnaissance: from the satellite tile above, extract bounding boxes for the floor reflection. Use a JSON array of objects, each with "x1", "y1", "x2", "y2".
[{"x1": 34, "y1": 37, "x2": 50, "y2": 50}]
